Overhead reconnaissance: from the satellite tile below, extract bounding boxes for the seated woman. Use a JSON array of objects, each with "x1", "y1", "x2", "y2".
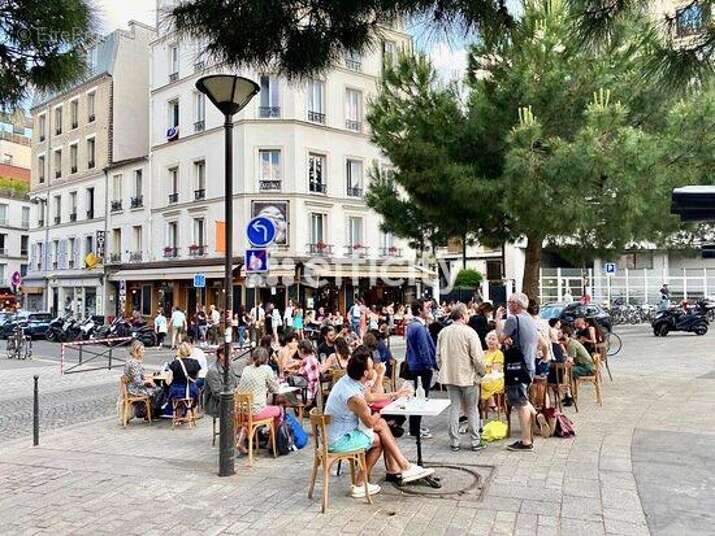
[
  {"x1": 161, "y1": 342, "x2": 201, "y2": 417},
  {"x1": 321, "y1": 336, "x2": 350, "y2": 374},
  {"x1": 276, "y1": 331, "x2": 299, "y2": 377},
  {"x1": 123, "y1": 340, "x2": 157, "y2": 417},
  {"x1": 480, "y1": 331, "x2": 505, "y2": 410},
  {"x1": 283, "y1": 340, "x2": 320, "y2": 404},
  {"x1": 236, "y1": 347, "x2": 282, "y2": 453}
]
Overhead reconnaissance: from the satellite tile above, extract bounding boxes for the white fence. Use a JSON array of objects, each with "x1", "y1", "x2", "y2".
[{"x1": 539, "y1": 267, "x2": 715, "y2": 305}]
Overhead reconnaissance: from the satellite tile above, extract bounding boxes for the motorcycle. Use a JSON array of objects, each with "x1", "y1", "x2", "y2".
[
  {"x1": 103, "y1": 317, "x2": 157, "y2": 347},
  {"x1": 45, "y1": 313, "x2": 73, "y2": 343},
  {"x1": 76, "y1": 316, "x2": 99, "y2": 341},
  {"x1": 652, "y1": 303, "x2": 709, "y2": 336}
]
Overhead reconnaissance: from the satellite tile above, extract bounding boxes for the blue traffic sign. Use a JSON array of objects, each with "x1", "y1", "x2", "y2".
[
  {"x1": 245, "y1": 248, "x2": 269, "y2": 273},
  {"x1": 604, "y1": 262, "x2": 617, "y2": 274},
  {"x1": 246, "y1": 216, "x2": 277, "y2": 247},
  {"x1": 193, "y1": 273, "x2": 206, "y2": 288}
]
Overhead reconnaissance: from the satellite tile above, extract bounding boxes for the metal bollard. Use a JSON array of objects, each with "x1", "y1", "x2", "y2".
[
  {"x1": 108, "y1": 345, "x2": 112, "y2": 370},
  {"x1": 33, "y1": 375, "x2": 39, "y2": 446},
  {"x1": 79, "y1": 345, "x2": 83, "y2": 364}
]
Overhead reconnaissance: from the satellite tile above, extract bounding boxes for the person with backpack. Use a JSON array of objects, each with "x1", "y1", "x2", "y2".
[{"x1": 324, "y1": 346, "x2": 434, "y2": 498}]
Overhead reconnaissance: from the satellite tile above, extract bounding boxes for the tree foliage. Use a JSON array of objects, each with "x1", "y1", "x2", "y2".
[
  {"x1": 0, "y1": 0, "x2": 97, "y2": 108},
  {"x1": 454, "y1": 268, "x2": 484, "y2": 288}
]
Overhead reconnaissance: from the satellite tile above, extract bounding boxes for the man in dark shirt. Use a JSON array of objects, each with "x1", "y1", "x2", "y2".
[
  {"x1": 317, "y1": 325, "x2": 337, "y2": 362},
  {"x1": 468, "y1": 302, "x2": 493, "y2": 350}
]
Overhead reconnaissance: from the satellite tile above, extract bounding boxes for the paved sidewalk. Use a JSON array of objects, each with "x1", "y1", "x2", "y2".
[{"x1": 1, "y1": 327, "x2": 715, "y2": 535}]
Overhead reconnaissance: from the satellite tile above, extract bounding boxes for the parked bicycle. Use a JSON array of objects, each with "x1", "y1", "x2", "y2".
[{"x1": 6, "y1": 323, "x2": 32, "y2": 360}]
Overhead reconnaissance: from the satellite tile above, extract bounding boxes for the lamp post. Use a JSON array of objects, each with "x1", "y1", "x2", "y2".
[
  {"x1": 196, "y1": 75, "x2": 259, "y2": 477},
  {"x1": 31, "y1": 196, "x2": 49, "y2": 310}
]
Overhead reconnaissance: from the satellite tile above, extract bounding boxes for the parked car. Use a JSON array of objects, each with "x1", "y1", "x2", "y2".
[
  {"x1": 1, "y1": 312, "x2": 54, "y2": 339},
  {"x1": 539, "y1": 302, "x2": 613, "y2": 332}
]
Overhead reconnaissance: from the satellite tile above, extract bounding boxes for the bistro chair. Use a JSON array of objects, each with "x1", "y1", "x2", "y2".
[
  {"x1": 548, "y1": 362, "x2": 578, "y2": 412},
  {"x1": 382, "y1": 358, "x2": 398, "y2": 393},
  {"x1": 172, "y1": 398, "x2": 197, "y2": 428},
  {"x1": 235, "y1": 392, "x2": 277, "y2": 465},
  {"x1": 308, "y1": 408, "x2": 372, "y2": 513},
  {"x1": 119, "y1": 375, "x2": 152, "y2": 428},
  {"x1": 479, "y1": 391, "x2": 507, "y2": 422},
  {"x1": 595, "y1": 342, "x2": 613, "y2": 381},
  {"x1": 573, "y1": 354, "x2": 603, "y2": 407}
]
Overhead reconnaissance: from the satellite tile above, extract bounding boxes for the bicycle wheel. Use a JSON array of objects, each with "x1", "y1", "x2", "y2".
[{"x1": 607, "y1": 332, "x2": 622, "y2": 357}]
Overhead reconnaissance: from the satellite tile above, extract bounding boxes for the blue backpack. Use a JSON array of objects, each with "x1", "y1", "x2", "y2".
[{"x1": 284, "y1": 412, "x2": 308, "y2": 449}]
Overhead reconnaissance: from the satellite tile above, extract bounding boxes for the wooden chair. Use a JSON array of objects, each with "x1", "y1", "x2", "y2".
[
  {"x1": 479, "y1": 391, "x2": 507, "y2": 422},
  {"x1": 572, "y1": 354, "x2": 603, "y2": 407},
  {"x1": 595, "y1": 343, "x2": 613, "y2": 381},
  {"x1": 307, "y1": 408, "x2": 372, "y2": 513},
  {"x1": 235, "y1": 392, "x2": 277, "y2": 465},
  {"x1": 119, "y1": 375, "x2": 152, "y2": 428},
  {"x1": 172, "y1": 398, "x2": 197, "y2": 428},
  {"x1": 382, "y1": 358, "x2": 398, "y2": 392},
  {"x1": 548, "y1": 362, "x2": 578, "y2": 412}
]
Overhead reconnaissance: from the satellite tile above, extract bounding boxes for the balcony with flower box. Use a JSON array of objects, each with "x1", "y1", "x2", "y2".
[
  {"x1": 380, "y1": 246, "x2": 402, "y2": 257},
  {"x1": 308, "y1": 242, "x2": 333, "y2": 256},
  {"x1": 259, "y1": 180, "x2": 281, "y2": 191},
  {"x1": 194, "y1": 188, "x2": 206, "y2": 200},
  {"x1": 110, "y1": 200, "x2": 122, "y2": 213},
  {"x1": 168, "y1": 192, "x2": 179, "y2": 204},
  {"x1": 347, "y1": 185, "x2": 363, "y2": 197},
  {"x1": 163, "y1": 246, "x2": 179, "y2": 258},
  {"x1": 308, "y1": 111, "x2": 326, "y2": 124},
  {"x1": 130, "y1": 196, "x2": 143, "y2": 209},
  {"x1": 345, "y1": 244, "x2": 369, "y2": 258},
  {"x1": 109, "y1": 253, "x2": 122, "y2": 264},
  {"x1": 189, "y1": 244, "x2": 207, "y2": 257},
  {"x1": 129, "y1": 252, "x2": 143, "y2": 262}
]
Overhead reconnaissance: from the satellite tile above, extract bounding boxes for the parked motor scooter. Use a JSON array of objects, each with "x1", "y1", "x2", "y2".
[{"x1": 652, "y1": 302, "x2": 709, "y2": 336}]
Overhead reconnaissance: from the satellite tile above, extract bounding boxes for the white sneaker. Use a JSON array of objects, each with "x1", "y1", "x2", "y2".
[
  {"x1": 400, "y1": 463, "x2": 435, "y2": 483},
  {"x1": 350, "y1": 482, "x2": 381, "y2": 498}
]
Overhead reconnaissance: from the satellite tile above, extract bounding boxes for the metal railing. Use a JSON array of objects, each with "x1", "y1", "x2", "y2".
[
  {"x1": 130, "y1": 196, "x2": 143, "y2": 208},
  {"x1": 379, "y1": 247, "x2": 402, "y2": 257},
  {"x1": 194, "y1": 120, "x2": 205, "y2": 132},
  {"x1": 169, "y1": 72, "x2": 179, "y2": 82},
  {"x1": 109, "y1": 253, "x2": 121, "y2": 263},
  {"x1": 308, "y1": 243, "x2": 333, "y2": 255},
  {"x1": 345, "y1": 58, "x2": 362, "y2": 71},
  {"x1": 69, "y1": 212, "x2": 77, "y2": 222},
  {"x1": 259, "y1": 106, "x2": 281, "y2": 118},
  {"x1": 110, "y1": 200, "x2": 122, "y2": 212},
  {"x1": 347, "y1": 186, "x2": 363, "y2": 197},
  {"x1": 60, "y1": 338, "x2": 132, "y2": 374},
  {"x1": 309, "y1": 181, "x2": 327, "y2": 194},
  {"x1": 308, "y1": 111, "x2": 326, "y2": 123},
  {"x1": 129, "y1": 251, "x2": 142, "y2": 262},
  {"x1": 163, "y1": 246, "x2": 179, "y2": 258},
  {"x1": 194, "y1": 188, "x2": 206, "y2": 200},
  {"x1": 169, "y1": 192, "x2": 179, "y2": 203},
  {"x1": 189, "y1": 244, "x2": 207, "y2": 257},
  {"x1": 345, "y1": 245, "x2": 369, "y2": 258},
  {"x1": 259, "y1": 180, "x2": 281, "y2": 191},
  {"x1": 346, "y1": 119, "x2": 361, "y2": 131}
]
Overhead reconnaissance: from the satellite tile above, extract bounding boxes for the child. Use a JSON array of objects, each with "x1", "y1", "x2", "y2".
[
  {"x1": 481, "y1": 331, "x2": 505, "y2": 410},
  {"x1": 293, "y1": 307, "x2": 304, "y2": 340}
]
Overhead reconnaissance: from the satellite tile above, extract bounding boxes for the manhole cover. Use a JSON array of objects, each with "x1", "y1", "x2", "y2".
[{"x1": 380, "y1": 463, "x2": 493, "y2": 502}]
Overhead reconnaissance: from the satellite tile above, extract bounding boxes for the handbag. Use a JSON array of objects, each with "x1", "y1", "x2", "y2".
[
  {"x1": 398, "y1": 359, "x2": 415, "y2": 380},
  {"x1": 504, "y1": 316, "x2": 532, "y2": 386}
]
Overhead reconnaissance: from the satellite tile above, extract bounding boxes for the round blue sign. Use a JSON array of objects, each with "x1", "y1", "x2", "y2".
[{"x1": 246, "y1": 216, "x2": 277, "y2": 247}]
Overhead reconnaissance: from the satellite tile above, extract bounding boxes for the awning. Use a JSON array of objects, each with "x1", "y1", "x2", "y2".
[
  {"x1": 109, "y1": 263, "x2": 297, "y2": 282},
  {"x1": 21, "y1": 286, "x2": 45, "y2": 294}
]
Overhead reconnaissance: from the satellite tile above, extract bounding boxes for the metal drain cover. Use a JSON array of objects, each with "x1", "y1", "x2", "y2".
[{"x1": 381, "y1": 463, "x2": 494, "y2": 502}]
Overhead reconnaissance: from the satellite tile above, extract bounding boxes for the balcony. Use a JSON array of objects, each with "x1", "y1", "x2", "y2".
[
  {"x1": 20, "y1": 249, "x2": 28, "y2": 257},
  {"x1": 0, "y1": 248, "x2": 7, "y2": 257},
  {"x1": 194, "y1": 188, "x2": 206, "y2": 200},
  {"x1": 110, "y1": 200, "x2": 122, "y2": 212},
  {"x1": 38, "y1": 219, "x2": 44, "y2": 227},
  {"x1": 109, "y1": 253, "x2": 121, "y2": 263},
  {"x1": 169, "y1": 72, "x2": 179, "y2": 82},
  {"x1": 194, "y1": 120, "x2": 205, "y2": 132},
  {"x1": 53, "y1": 216, "x2": 60, "y2": 225},
  {"x1": 169, "y1": 192, "x2": 179, "y2": 204},
  {"x1": 346, "y1": 119, "x2": 362, "y2": 132},
  {"x1": 347, "y1": 186, "x2": 363, "y2": 197},
  {"x1": 39, "y1": 134, "x2": 45, "y2": 142},
  {"x1": 345, "y1": 58, "x2": 362, "y2": 71},
  {"x1": 380, "y1": 246, "x2": 402, "y2": 257},
  {"x1": 345, "y1": 244, "x2": 369, "y2": 258},
  {"x1": 68, "y1": 259, "x2": 75, "y2": 269},
  {"x1": 52, "y1": 261, "x2": 58, "y2": 269},
  {"x1": 55, "y1": 127, "x2": 62, "y2": 135},
  {"x1": 308, "y1": 111, "x2": 326, "y2": 124},
  {"x1": 88, "y1": 160, "x2": 95, "y2": 169},
  {"x1": 86, "y1": 209, "x2": 94, "y2": 219},
  {"x1": 309, "y1": 181, "x2": 327, "y2": 194},
  {"x1": 69, "y1": 212, "x2": 77, "y2": 222},
  {"x1": 37, "y1": 262, "x2": 42, "y2": 271},
  {"x1": 129, "y1": 251, "x2": 143, "y2": 262},
  {"x1": 55, "y1": 170, "x2": 61, "y2": 179},
  {"x1": 189, "y1": 244, "x2": 207, "y2": 257},
  {"x1": 71, "y1": 121, "x2": 78, "y2": 129},
  {"x1": 0, "y1": 218, "x2": 8, "y2": 226},
  {"x1": 259, "y1": 106, "x2": 281, "y2": 118},
  {"x1": 194, "y1": 61, "x2": 205, "y2": 72},
  {"x1": 259, "y1": 180, "x2": 281, "y2": 191},
  {"x1": 163, "y1": 246, "x2": 179, "y2": 258},
  {"x1": 88, "y1": 113, "x2": 95, "y2": 123},
  {"x1": 308, "y1": 242, "x2": 333, "y2": 256},
  {"x1": 71, "y1": 165, "x2": 77, "y2": 174},
  {"x1": 130, "y1": 196, "x2": 143, "y2": 209},
  {"x1": 39, "y1": 176, "x2": 45, "y2": 183},
  {"x1": 21, "y1": 220, "x2": 29, "y2": 230}
]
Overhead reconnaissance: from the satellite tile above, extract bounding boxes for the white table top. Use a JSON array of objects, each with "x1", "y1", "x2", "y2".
[
  {"x1": 380, "y1": 397, "x2": 451, "y2": 417},
  {"x1": 276, "y1": 384, "x2": 299, "y2": 395}
]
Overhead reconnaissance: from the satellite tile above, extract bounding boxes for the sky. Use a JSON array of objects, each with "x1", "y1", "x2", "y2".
[{"x1": 95, "y1": 0, "x2": 471, "y2": 83}]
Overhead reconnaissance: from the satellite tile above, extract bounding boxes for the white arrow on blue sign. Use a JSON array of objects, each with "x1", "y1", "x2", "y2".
[
  {"x1": 245, "y1": 248, "x2": 269, "y2": 273},
  {"x1": 604, "y1": 263, "x2": 617, "y2": 274},
  {"x1": 193, "y1": 273, "x2": 206, "y2": 288},
  {"x1": 246, "y1": 216, "x2": 277, "y2": 247}
]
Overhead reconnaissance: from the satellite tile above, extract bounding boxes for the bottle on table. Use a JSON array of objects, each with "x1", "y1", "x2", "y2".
[{"x1": 415, "y1": 375, "x2": 426, "y2": 406}]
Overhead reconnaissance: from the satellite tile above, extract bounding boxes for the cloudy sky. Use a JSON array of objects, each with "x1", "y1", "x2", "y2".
[{"x1": 95, "y1": 1, "x2": 470, "y2": 82}]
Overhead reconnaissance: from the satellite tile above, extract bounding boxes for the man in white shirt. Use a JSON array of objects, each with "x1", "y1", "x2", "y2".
[
  {"x1": 190, "y1": 340, "x2": 208, "y2": 384},
  {"x1": 170, "y1": 306, "x2": 187, "y2": 350},
  {"x1": 208, "y1": 304, "x2": 221, "y2": 344}
]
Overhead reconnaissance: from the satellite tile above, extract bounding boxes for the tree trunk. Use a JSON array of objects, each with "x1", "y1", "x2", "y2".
[
  {"x1": 462, "y1": 232, "x2": 467, "y2": 269},
  {"x1": 522, "y1": 235, "x2": 543, "y2": 302}
]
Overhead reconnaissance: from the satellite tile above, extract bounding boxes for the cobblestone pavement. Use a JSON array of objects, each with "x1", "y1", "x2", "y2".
[{"x1": 1, "y1": 326, "x2": 714, "y2": 535}]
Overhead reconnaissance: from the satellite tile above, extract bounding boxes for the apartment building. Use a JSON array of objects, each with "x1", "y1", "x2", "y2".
[
  {"x1": 105, "y1": 12, "x2": 428, "y2": 317},
  {"x1": 24, "y1": 21, "x2": 156, "y2": 317}
]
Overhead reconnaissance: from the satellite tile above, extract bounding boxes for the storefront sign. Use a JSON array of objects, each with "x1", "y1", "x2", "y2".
[{"x1": 193, "y1": 273, "x2": 206, "y2": 288}]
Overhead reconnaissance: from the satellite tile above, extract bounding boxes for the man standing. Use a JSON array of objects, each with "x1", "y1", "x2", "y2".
[
  {"x1": 349, "y1": 299, "x2": 362, "y2": 335},
  {"x1": 249, "y1": 301, "x2": 264, "y2": 343},
  {"x1": 208, "y1": 304, "x2": 221, "y2": 344},
  {"x1": 497, "y1": 292, "x2": 544, "y2": 452},
  {"x1": 170, "y1": 306, "x2": 187, "y2": 350},
  {"x1": 437, "y1": 303, "x2": 486, "y2": 452},
  {"x1": 405, "y1": 298, "x2": 437, "y2": 439}
]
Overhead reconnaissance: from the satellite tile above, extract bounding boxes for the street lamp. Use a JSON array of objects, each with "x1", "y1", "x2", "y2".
[
  {"x1": 196, "y1": 74, "x2": 259, "y2": 477},
  {"x1": 30, "y1": 196, "x2": 49, "y2": 310}
]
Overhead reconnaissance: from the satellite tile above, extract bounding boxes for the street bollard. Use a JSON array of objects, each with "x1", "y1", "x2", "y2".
[
  {"x1": 108, "y1": 345, "x2": 112, "y2": 370},
  {"x1": 79, "y1": 345, "x2": 83, "y2": 365},
  {"x1": 33, "y1": 375, "x2": 39, "y2": 447}
]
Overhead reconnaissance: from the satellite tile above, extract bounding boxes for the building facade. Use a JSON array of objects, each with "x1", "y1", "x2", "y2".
[
  {"x1": 25, "y1": 21, "x2": 156, "y2": 316},
  {"x1": 105, "y1": 14, "x2": 429, "y2": 319}
]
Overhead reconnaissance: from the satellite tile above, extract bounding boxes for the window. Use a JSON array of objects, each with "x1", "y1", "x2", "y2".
[
  {"x1": 0, "y1": 264, "x2": 6, "y2": 282},
  {"x1": 70, "y1": 100, "x2": 78, "y2": 128},
  {"x1": 310, "y1": 213, "x2": 325, "y2": 244},
  {"x1": 194, "y1": 92, "x2": 205, "y2": 131},
  {"x1": 21, "y1": 207, "x2": 29, "y2": 229},
  {"x1": 54, "y1": 149, "x2": 62, "y2": 178},
  {"x1": 382, "y1": 40, "x2": 398, "y2": 70},
  {"x1": 112, "y1": 228, "x2": 121, "y2": 256},
  {"x1": 53, "y1": 195, "x2": 61, "y2": 223},
  {"x1": 380, "y1": 231, "x2": 395, "y2": 256},
  {"x1": 69, "y1": 191, "x2": 77, "y2": 220},
  {"x1": 169, "y1": 44, "x2": 179, "y2": 79},
  {"x1": 347, "y1": 216, "x2": 364, "y2": 249},
  {"x1": 38, "y1": 155, "x2": 45, "y2": 183},
  {"x1": 85, "y1": 235, "x2": 94, "y2": 257},
  {"x1": 308, "y1": 153, "x2": 327, "y2": 193},
  {"x1": 169, "y1": 167, "x2": 179, "y2": 203},
  {"x1": 166, "y1": 221, "x2": 179, "y2": 256},
  {"x1": 346, "y1": 159, "x2": 363, "y2": 196},
  {"x1": 0, "y1": 204, "x2": 7, "y2": 225},
  {"x1": 307, "y1": 80, "x2": 325, "y2": 123},
  {"x1": 168, "y1": 99, "x2": 180, "y2": 128},
  {"x1": 259, "y1": 75, "x2": 280, "y2": 117},
  {"x1": 132, "y1": 170, "x2": 143, "y2": 206},
  {"x1": 54, "y1": 106, "x2": 63, "y2": 135},
  {"x1": 345, "y1": 50, "x2": 361, "y2": 71},
  {"x1": 20, "y1": 264, "x2": 27, "y2": 277},
  {"x1": 486, "y1": 259, "x2": 503, "y2": 280},
  {"x1": 37, "y1": 243, "x2": 44, "y2": 270},
  {"x1": 112, "y1": 174, "x2": 122, "y2": 211},
  {"x1": 676, "y1": 3, "x2": 706, "y2": 37},
  {"x1": 68, "y1": 237, "x2": 76, "y2": 268},
  {"x1": 193, "y1": 218, "x2": 205, "y2": 245},
  {"x1": 38, "y1": 114, "x2": 46, "y2": 141},
  {"x1": 258, "y1": 150, "x2": 281, "y2": 190},
  {"x1": 141, "y1": 284, "x2": 152, "y2": 316},
  {"x1": 86, "y1": 187, "x2": 95, "y2": 219},
  {"x1": 194, "y1": 160, "x2": 206, "y2": 199},
  {"x1": 70, "y1": 144, "x2": 78, "y2": 173},
  {"x1": 86, "y1": 137, "x2": 95, "y2": 168},
  {"x1": 345, "y1": 89, "x2": 362, "y2": 131},
  {"x1": 133, "y1": 226, "x2": 142, "y2": 253},
  {"x1": 0, "y1": 234, "x2": 6, "y2": 254},
  {"x1": 617, "y1": 252, "x2": 654, "y2": 271},
  {"x1": 52, "y1": 240, "x2": 59, "y2": 268},
  {"x1": 87, "y1": 92, "x2": 96, "y2": 121}
]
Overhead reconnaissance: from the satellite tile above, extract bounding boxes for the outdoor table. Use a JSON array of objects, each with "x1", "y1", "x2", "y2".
[
  {"x1": 151, "y1": 372, "x2": 169, "y2": 385},
  {"x1": 381, "y1": 397, "x2": 451, "y2": 488},
  {"x1": 276, "y1": 384, "x2": 299, "y2": 395}
]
